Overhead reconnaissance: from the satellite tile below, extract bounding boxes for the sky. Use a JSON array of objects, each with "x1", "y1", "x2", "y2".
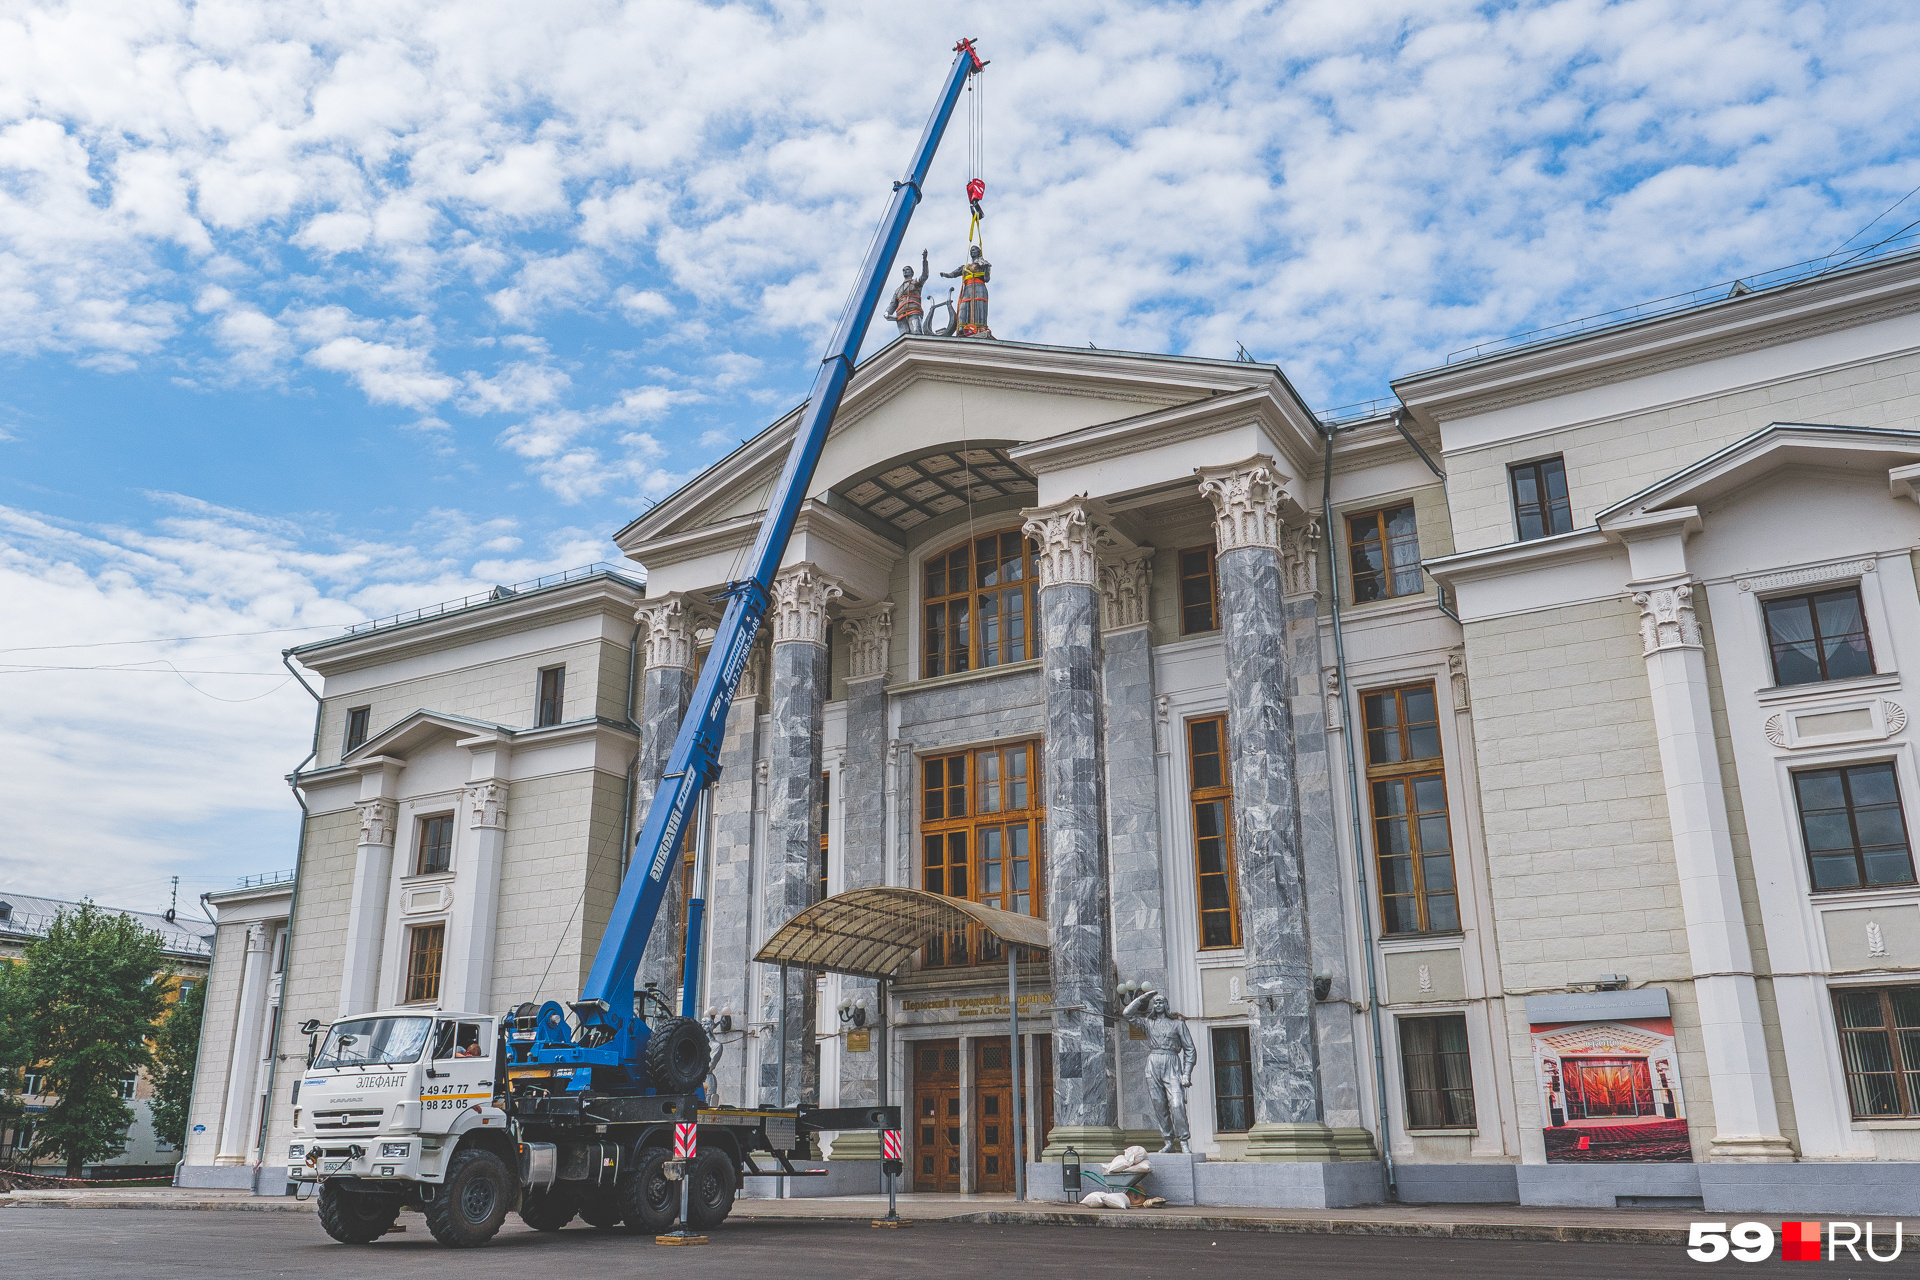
[{"x1": 5, "y1": 0, "x2": 1920, "y2": 909}]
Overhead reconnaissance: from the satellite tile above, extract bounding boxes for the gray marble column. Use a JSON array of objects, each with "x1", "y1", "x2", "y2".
[
  {"x1": 759, "y1": 563, "x2": 842, "y2": 1107},
  {"x1": 632, "y1": 594, "x2": 705, "y2": 1003},
  {"x1": 830, "y1": 602, "x2": 892, "y2": 1158},
  {"x1": 1024, "y1": 500, "x2": 1125, "y2": 1160},
  {"x1": 1099, "y1": 547, "x2": 1169, "y2": 1139},
  {"x1": 1197, "y1": 457, "x2": 1337, "y2": 1161},
  {"x1": 703, "y1": 645, "x2": 764, "y2": 1107}
]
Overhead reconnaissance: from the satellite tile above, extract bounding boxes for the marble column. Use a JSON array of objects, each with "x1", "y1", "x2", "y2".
[
  {"x1": 704, "y1": 644, "x2": 764, "y2": 1107},
  {"x1": 1630, "y1": 572, "x2": 1794, "y2": 1161},
  {"x1": 633, "y1": 594, "x2": 705, "y2": 1002},
  {"x1": 1024, "y1": 500, "x2": 1125, "y2": 1160},
  {"x1": 441, "y1": 779, "x2": 507, "y2": 1015},
  {"x1": 759, "y1": 563, "x2": 842, "y2": 1107},
  {"x1": 216, "y1": 922, "x2": 271, "y2": 1163},
  {"x1": 1198, "y1": 456, "x2": 1337, "y2": 1162},
  {"x1": 832, "y1": 602, "x2": 892, "y2": 1155},
  {"x1": 339, "y1": 786, "x2": 397, "y2": 1017},
  {"x1": 1099, "y1": 547, "x2": 1170, "y2": 1141}
]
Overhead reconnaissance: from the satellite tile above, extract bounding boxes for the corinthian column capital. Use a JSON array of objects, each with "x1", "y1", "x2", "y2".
[
  {"x1": 769, "y1": 562, "x2": 844, "y2": 646},
  {"x1": 1098, "y1": 546, "x2": 1156, "y2": 630},
  {"x1": 1631, "y1": 579, "x2": 1703, "y2": 655},
  {"x1": 1196, "y1": 455, "x2": 1290, "y2": 553},
  {"x1": 636, "y1": 593, "x2": 709, "y2": 672},
  {"x1": 840, "y1": 601, "x2": 894, "y2": 680},
  {"x1": 1022, "y1": 499, "x2": 1099, "y2": 589},
  {"x1": 465, "y1": 780, "x2": 509, "y2": 830},
  {"x1": 356, "y1": 798, "x2": 397, "y2": 847}
]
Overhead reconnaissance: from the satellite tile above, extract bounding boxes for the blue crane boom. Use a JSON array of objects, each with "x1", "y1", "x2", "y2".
[{"x1": 534, "y1": 38, "x2": 986, "y2": 1081}]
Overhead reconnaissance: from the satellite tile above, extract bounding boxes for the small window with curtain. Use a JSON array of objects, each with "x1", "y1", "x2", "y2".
[
  {"x1": 1509, "y1": 456, "x2": 1572, "y2": 541},
  {"x1": 1793, "y1": 762, "x2": 1914, "y2": 891},
  {"x1": 1764, "y1": 585, "x2": 1874, "y2": 686},
  {"x1": 405, "y1": 923, "x2": 445, "y2": 1004},
  {"x1": 1347, "y1": 504, "x2": 1422, "y2": 603},
  {"x1": 416, "y1": 813, "x2": 455, "y2": 876},
  {"x1": 1832, "y1": 985, "x2": 1920, "y2": 1118},
  {"x1": 1363, "y1": 684, "x2": 1458, "y2": 935},
  {"x1": 1178, "y1": 546, "x2": 1219, "y2": 634},
  {"x1": 1210, "y1": 1026, "x2": 1253, "y2": 1133},
  {"x1": 344, "y1": 706, "x2": 370, "y2": 753},
  {"x1": 1187, "y1": 715, "x2": 1240, "y2": 949},
  {"x1": 920, "y1": 741, "x2": 1045, "y2": 967},
  {"x1": 1399, "y1": 1013, "x2": 1476, "y2": 1128},
  {"x1": 536, "y1": 666, "x2": 566, "y2": 726}
]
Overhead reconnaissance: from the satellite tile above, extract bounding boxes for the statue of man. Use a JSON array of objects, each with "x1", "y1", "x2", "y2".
[
  {"x1": 939, "y1": 244, "x2": 992, "y2": 338},
  {"x1": 884, "y1": 250, "x2": 929, "y2": 335},
  {"x1": 1123, "y1": 989, "x2": 1196, "y2": 1153}
]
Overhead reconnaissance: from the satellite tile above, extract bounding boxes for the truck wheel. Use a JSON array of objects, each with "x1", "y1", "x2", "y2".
[
  {"x1": 518, "y1": 1188, "x2": 576, "y2": 1231},
  {"x1": 424, "y1": 1148, "x2": 511, "y2": 1247},
  {"x1": 576, "y1": 1189, "x2": 621, "y2": 1229},
  {"x1": 643, "y1": 1016, "x2": 710, "y2": 1094},
  {"x1": 616, "y1": 1146, "x2": 678, "y2": 1233},
  {"x1": 317, "y1": 1182, "x2": 401, "y2": 1244},
  {"x1": 685, "y1": 1149, "x2": 737, "y2": 1229}
]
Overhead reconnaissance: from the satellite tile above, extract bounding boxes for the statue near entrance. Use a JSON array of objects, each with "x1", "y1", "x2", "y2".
[
  {"x1": 1122, "y1": 989, "x2": 1196, "y2": 1153},
  {"x1": 885, "y1": 250, "x2": 930, "y2": 335},
  {"x1": 939, "y1": 245, "x2": 993, "y2": 338}
]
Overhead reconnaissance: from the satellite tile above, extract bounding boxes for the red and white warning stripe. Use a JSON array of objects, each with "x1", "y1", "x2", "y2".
[
  {"x1": 881, "y1": 1129, "x2": 902, "y2": 1161},
  {"x1": 674, "y1": 1122, "x2": 697, "y2": 1160}
]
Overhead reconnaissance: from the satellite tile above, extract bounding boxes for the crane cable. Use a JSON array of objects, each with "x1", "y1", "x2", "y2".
[{"x1": 966, "y1": 68, "x2": 985, "y2": 245}]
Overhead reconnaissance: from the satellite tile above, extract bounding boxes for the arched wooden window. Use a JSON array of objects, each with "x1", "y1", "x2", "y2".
[{"x1": 922, "y1": 529, "x2": 1039, "y2": 679}]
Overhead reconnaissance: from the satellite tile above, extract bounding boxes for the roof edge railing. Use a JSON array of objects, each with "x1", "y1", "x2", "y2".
[{"x1": 332, "y1": 562, "x2": 645, "y2": 641}]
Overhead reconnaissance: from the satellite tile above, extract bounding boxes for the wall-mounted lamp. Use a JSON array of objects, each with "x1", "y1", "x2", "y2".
[
  {"x1": 837, "y1": 999, "x2": 868, "y2": 1029},
  {"x1": 1312, "y1": 974, "x2": 1333, "y2": 1002},
  {"x1": 703, "y1": 1006, "x2": 734, "y2": 1035}
]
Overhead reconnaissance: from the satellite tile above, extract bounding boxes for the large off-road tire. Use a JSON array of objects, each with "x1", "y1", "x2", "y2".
[
  {"x1": 316, "y1": 1182, "x2": 401, "y2": 1244},
  {"x1": 576, "y1": 1189, "x2": 622, "y2": 1229},
  {"x1": 518, "y1": 1188, "x2": 577, "y2": 1231},
  {"x1": 616, "y1": 1145, "x2": 679, "y2": 1234},
  {"x1": 643, "y1": 1016, "x2": 710, "y2": 1094},
  {"x1": 685, "y1": 1149, "x2": 737, "y2": 1229},
  {"x1": 424, "y1": 1148, "x2": 512, "y2": 1248}
]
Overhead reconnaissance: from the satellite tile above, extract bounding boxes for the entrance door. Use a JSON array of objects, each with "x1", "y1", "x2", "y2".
[
  {"x1": 974, "y1": 1038, "x2": 1013, "y2": 1192},
  {"x1": 912, "y1": 1040, "x2": 961, "y2": 1192},
  {"x1": 1565, "y1": 1057, "x2": 1655, "y2": 1119}
]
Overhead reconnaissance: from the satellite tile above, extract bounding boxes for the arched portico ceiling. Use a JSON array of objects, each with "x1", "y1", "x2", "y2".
[{"x1": 832, "y1": 442, "x2": 1037, "y2": 535}]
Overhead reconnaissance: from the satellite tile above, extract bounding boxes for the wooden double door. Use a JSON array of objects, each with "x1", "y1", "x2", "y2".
[{"x1": 911, "y1": 1035, "x2": 1053, "y2": 1193}]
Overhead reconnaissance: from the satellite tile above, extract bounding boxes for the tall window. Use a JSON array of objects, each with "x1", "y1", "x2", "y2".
[
  {"x1": 1509, "y1": 457, "x2": 1572, "y2": 541},
  {"x1": 1364, "y1": 684, "x2": 1458, "y2": 935},
  {"x1": 416, "y1": 814, "x2": 455, "y2": 875},
  {"x1": 1834, "y1": 985, "x2": 1920, "y2": 1118},
  {"x1": 1211, "y1": 1027, "x2": 1253, "y2": 1133},
  {"x1": 405, "y1": 923, "x2": 445, "y2": 1003},
  {"x1": 922, "y1": 530, "x2": 1039, "y2": 678},
  {"x1": 1179, "y1": 546, "x2": 1219, "y2": 634},
  {"x1": 536, "y1": 665, "x2": 566, "y2": 726},
  {"x1": 921, "y1": 741, "x2": 1045, "y2": 966},
  {"x1": 1765, "y1": 586, "x2": 1874, "y2": 686},
  {"x1": 1399, "y1": 1014, "x2": 1476, "y2": 1128},
  {"x1": 1187, "y1": 716, "x2": 1240, "y2": 949},
  {"x1": 818, "y1": 771, "x2": 831, "y2": 903},
  {"x1": 344, "y1": 706, "x2": 370, "y2": 753},
  {"x1": 1347, "y1": 504, "x2": 1422, "y2": 602},
  {"x1": 1793, "y1": 762, "x2": 1914, "y2": 891}
]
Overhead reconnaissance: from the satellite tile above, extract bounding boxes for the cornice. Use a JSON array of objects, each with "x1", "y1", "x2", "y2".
[
  {"x1": 1394, "y1": 252, "x2": 1920, "y2": 427},
  {"x1": 1422, "y1": 528, "x2": 1614, "y2": 587},
  {"x1": 1007, "y1": 385, "x2": 1322, "y2": 479}
]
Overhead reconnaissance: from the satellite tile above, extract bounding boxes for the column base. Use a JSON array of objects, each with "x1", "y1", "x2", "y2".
[
  {"x1": 1330, "y1": 1126, "x2": 1381, "y2": 1162},
  {"x1": 1245, "y1": 1121, "x2": 1345, "y2": 1163},
  {"x1": 1708, "y1": 1134, "x2": 1798, "y2": 1164},
  {"x1": 1038, "y1": 1125, "x2": 1130, "y2": 1162},
  {"x1": 827, "y1": 1130, "x2": 884, "y2": 1161},
  {"x1": 1120, "y1": 1128, "x2": 1166, "y2": 1153}
]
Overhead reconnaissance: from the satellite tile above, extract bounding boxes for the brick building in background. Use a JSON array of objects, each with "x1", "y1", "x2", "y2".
[{"x1": 224, "y1": 247, "x2": 1920, "y2": 1212}]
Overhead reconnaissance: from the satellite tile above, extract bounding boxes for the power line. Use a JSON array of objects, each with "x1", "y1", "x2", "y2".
[
  {"x1": 0, "y1": 664, "x2": 287, "y2": 675},
  {"x1": 1830, "y1": 179, "x2": 1920, "y2": 255},
  {"x1": 0, "y1": 623, "x2": 340, "y2": 655}
]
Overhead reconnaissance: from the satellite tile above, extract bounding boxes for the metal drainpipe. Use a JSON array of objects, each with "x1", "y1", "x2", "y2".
[
  {"x1": 253, "y1": 649, "x2": 323, "y2": 1195},
  {"x1": 1318, "y1": 426, "x2": 1398, "y2": 1201}
]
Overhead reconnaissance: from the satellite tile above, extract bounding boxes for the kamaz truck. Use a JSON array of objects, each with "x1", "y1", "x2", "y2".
[{"x1": 285, "y1": 38, "x2": 986, "y2": 1248}]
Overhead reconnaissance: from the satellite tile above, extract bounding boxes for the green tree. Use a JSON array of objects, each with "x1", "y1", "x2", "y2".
[
  {"x1": 149, "y1": 975, "x2": 204, "y2": 1153},
  {"x1": 0, "y1": 960, "x2": 27, "y2": 1161},
  {"x1": 20, "y1": 903, "x2": 167, "y2": 1178}
]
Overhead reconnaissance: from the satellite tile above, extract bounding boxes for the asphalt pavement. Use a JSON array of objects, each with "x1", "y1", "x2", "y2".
[{"x1": 0, "y1": 1207, "x2": 1782, "y2": 1277}]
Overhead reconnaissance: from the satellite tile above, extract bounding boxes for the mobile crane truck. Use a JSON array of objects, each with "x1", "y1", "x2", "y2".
[{"x1": 285, "y1": 38, "x2": 988, "y2": 1247}]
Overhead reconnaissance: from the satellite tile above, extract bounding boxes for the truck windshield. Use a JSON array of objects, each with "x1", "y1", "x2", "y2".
[{"x1": 313, "y1": 1017, "x2": 433, "y2": 1069}]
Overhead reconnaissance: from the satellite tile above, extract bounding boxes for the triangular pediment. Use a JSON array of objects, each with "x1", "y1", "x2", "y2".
[
  {"x1": 1597, "y1": 422, "x2": 1920, "y2": 524},
  {"x1": 345, "y1": 710, "x2": 511, "y2": 764}
]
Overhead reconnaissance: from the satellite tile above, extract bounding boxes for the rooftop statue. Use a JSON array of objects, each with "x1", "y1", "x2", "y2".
[
  {"x1": 939, "y1": 245, "x2": 993, "y2": 338},
  {"x1": 885, "y1": 250, "x2": 930, "y2": 335}
]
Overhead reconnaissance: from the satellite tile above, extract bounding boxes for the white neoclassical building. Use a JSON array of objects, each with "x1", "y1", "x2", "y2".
[{"x1": 233, "y1": 247, "x2": 1920, "y2": 1212}]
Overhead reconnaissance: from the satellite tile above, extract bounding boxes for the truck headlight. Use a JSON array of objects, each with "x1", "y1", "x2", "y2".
[
  {"x1": 288, "y1": 1145, "x2": 304, "y2": 1161},
  {"x1": 380, "y1": 1142, "x2": 410, "y2": 1159}
]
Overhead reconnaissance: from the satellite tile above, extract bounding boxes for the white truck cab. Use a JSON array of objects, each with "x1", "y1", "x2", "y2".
[{"x1": 288, "y1": 1011, "x2": 508, "y2": 1194}]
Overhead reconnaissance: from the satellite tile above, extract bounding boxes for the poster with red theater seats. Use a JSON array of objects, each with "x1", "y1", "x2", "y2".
[{"x1": 1530, "y1": 1017, "x2": 1693, "y2": 1163}]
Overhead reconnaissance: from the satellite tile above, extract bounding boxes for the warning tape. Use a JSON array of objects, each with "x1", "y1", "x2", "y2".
[{"x1": 2, "y1": 1171, "x2": 176, "y2": 1185}]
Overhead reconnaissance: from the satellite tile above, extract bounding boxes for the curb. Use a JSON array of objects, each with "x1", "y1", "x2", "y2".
[{"x1": 944, "y1": 1209, "x2": 1688, "y2": 1246}]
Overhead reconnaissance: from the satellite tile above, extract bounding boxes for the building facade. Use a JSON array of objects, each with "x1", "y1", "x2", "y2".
[{"x1": 249, "y1": 249, "x2": 1920, "y2": 1212}]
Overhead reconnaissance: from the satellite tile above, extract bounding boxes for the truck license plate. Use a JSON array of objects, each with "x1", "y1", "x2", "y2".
[{"x1": 323, "y1": 1159, "x2": 350, "y2": 1173}]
